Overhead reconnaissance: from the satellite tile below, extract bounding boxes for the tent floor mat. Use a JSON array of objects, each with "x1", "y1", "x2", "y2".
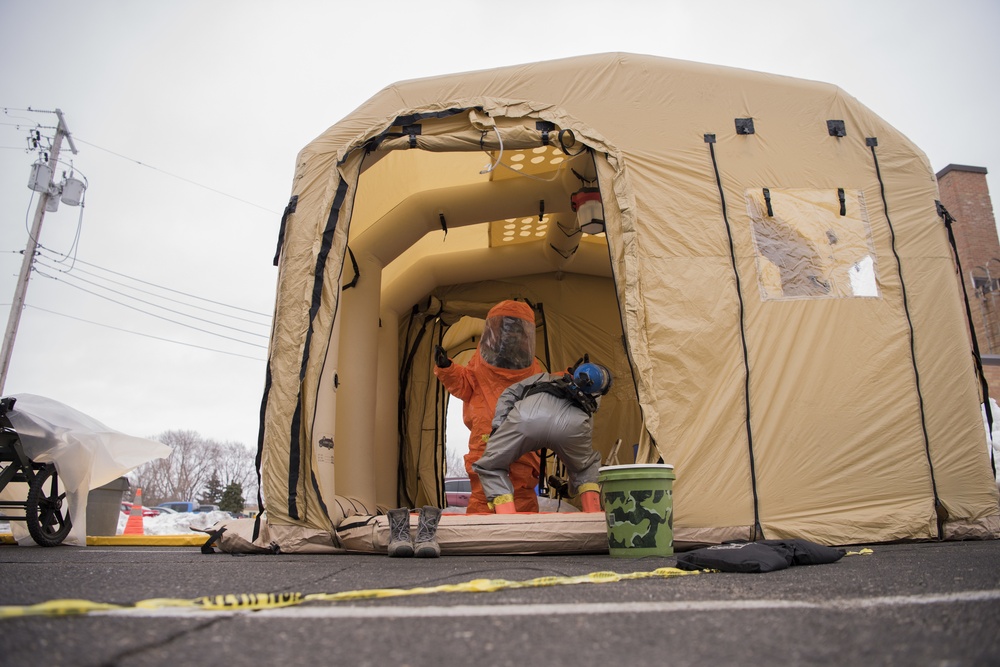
[
  {"x1": 204, "y1": 514, "x2": 729, "y2": 555},
  {"x1": 336, "y1": 512, "x2": 711, "y2": 555}
]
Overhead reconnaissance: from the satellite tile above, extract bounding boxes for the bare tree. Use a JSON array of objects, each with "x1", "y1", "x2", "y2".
[
  {"x1": 212, "y1": 440, "x2": 256, "y2": 491},
  {"x1": 445, "y1": 446, "x2": 466, "y2": 478},
  {"x1": 132, "y1": 430, "x2": 257, "y2": 506}
]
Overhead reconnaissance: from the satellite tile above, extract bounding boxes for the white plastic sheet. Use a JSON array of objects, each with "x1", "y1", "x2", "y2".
[{"x1": 2, "y1": 393, "x2": 171, "y2": 545}]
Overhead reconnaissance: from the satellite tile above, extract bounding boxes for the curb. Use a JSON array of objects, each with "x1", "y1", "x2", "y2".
[{"x1": 1, "y1": 533, "x2": 208, "y2": 547}]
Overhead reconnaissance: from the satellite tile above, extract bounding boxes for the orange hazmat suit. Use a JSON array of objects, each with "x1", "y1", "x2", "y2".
[{"x1": 434, "y1": 300, "x2": 543, "y2": 513}]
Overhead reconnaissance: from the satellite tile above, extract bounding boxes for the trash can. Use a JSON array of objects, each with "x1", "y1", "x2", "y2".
[
  {"x1": 86, "y1": 477, "x2": 130, "y2": 536},
  {"x1": 598, "y1": 464, "x2": 675, "y2": 557}
]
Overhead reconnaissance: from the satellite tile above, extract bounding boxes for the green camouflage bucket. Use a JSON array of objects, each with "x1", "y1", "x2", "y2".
[{"x1": 598, "y1": 464, "x2": 675, "y2": 557}]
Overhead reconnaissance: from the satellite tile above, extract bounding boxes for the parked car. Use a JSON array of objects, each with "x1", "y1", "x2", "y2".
[
  {"x1": 193, "y1": 504, "x2": 220, "y2": 513},
  {"x1": 155, "y1": 501, "x2": 197, "y2": 513},
  {"x1": 445, "y1": 477, "x2": 471, "y2": 507},
  {"x1": 150, "y1": 505, "x2": 178, "y2": 514},
  {"x1": 121, "y1": 502, "x2": 160, "y2": 517}
]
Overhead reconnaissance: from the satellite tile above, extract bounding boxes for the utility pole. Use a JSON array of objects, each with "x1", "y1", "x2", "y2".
[{"x1": 0, "y1": 109, "x2": 77, "y2": 394}]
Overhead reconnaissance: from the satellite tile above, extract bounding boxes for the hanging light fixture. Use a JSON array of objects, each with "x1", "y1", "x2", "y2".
[{"x1": 571, "y1": 186, "x2": 605, "y2": 234}]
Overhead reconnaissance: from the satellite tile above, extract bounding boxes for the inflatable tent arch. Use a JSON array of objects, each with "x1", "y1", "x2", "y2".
[{"x1": 257, "y1": 52, "x2": 1000, "y2": 553}]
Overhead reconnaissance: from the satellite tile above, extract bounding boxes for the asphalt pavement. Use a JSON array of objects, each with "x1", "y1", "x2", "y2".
[{"x1": 0, "y1": 539, "x2": 998, "y2": 666}]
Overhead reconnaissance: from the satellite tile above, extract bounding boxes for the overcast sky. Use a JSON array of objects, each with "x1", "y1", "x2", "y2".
[{"x1": 1, "y1": 0, "x2": 998, "y2": 453}]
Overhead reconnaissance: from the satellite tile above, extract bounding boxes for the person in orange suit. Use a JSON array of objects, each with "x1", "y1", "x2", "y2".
[{"x1": 434, "y1": 300, "x2": 543, "y2": 513}]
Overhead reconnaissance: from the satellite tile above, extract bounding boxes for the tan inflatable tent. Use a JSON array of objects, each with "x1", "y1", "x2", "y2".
[{"x1": 254, "y1": 52, "x2": 1000, "y2": 552}]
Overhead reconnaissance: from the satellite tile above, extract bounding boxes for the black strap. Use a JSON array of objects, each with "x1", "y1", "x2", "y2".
[
  {"x1": 521, "y1": 376, "x2": 598, "y2": 415},
  {"x1": 200, "y1": 527, "x2": 226, "y2": 554},
  {"x1": 559, "y1": 129, "x2": 588, "y2": 156},
  {"x1": 837, "y1": 188, "x2": 846, "y2": 216},
  {"x1": 403, "y1": 124, "x2": 421, "y2": 149},
  {"x1": 763, "y1": 188, "x2": 773, "y2": 217},
  {"x1": 272, "y1": 195, "x2": 298, "y2": 266},
  {"x1": 335, "y1": 515, "x2": 377, "y2": 533},
  {"x1": 368, "y1": 109, "x2": 466, "y2": 150},
  {"x1": 343, "y1": 246, "x2": 360, "y2": 290},
  {"x1": 868, "y1": 137, "x2": 945, "y2": 538},
  {"x1": 706, "y1": 133, "x2": 764, "y2": 541},
  {"x1": 536, "y1": 120, "x2": 556, "y2": 145},
  {"x1": 439, "y1": 213, "x2": 448, "y2": 240},
  {"x1": 938, "y1": 201, "x2": 997, "y2": 480}
]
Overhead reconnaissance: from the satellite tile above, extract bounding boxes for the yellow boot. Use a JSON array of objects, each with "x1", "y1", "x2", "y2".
[
  {"x1": 491, "y1": 494, "x2": 517, "y2": 514},
  {"x1": 580, "y1": 487, "x2": 602, "y2": 513}
]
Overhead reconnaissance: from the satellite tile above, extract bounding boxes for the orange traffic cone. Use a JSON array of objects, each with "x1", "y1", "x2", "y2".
[{"x1": 124, "y1": 488, "x2": 145, "y2": 535}]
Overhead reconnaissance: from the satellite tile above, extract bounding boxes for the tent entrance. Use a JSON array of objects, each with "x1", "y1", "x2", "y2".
[{"x1": 313, "y1": 110, "x2": 646, "y2": 513}]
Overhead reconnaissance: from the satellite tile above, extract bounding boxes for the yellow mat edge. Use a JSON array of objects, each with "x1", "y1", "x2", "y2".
[{"x1": 1, "y1": 533, "x2": 207, "y2": 546}]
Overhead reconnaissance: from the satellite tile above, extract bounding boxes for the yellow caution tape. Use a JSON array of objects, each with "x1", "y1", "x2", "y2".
[
  {"x1": 0, "y1": 549, "x2": 878, "y2": 619},
  {"x1": 0, "y1": 599, "x2": 126, "y2": 618},
  {"x1": 190, "y1": 592, "x2": 305, "y2": 611},
  {"x1": 0, "y1": 566, "x2": 701, "y2": 619}
]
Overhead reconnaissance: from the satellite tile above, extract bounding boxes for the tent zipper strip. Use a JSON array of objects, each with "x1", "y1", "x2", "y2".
[
  {"x1": 866, "y1": 138, "x2": 943, "y2": 538},
  {"x1": 397, "y1": 310, "x2": 433, "y2": 508},
  {"x1": 705, "y1": 134, "x2": 764, "y2": 540},
  {"x1": 306, "y1": 153, "x2": 368, "y2": 524},
  {"x1": 937, "y1": 201, "x2": 997, "y2": 479},
  {"x1": 433, "y1": 318, "x2": 447, "y2": 507},
  {"x1": 285, "y1": 175, "x2": 352, "y2": 520},
  {"x1": 536, "y1": 300, "x2": 552, "y2": 493},
  {"x1": 252, "y1": 362, "x2": 272, "y2": 540}
]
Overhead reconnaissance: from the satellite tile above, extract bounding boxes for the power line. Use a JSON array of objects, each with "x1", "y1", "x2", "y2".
[
  {"x1": 73, "y1": 137, "x2": 280, "y2": 215},
  {"x1": 23, "y1": 304, "x2": 266, "y2": 361},
  {"x1": 36, "y1": 253, "x2": 271, "y2": 328},
  {"x1": 33, "y1": 268, "x2": 267, "y2": 348},
  {"x1": 34, "y1": 259, "x2": 268, "y2": 337},
  {"x1": 38, "y1": 247, "x2": 272, "y2": 318}
]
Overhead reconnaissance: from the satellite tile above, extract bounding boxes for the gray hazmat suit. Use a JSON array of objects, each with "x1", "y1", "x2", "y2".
[{"x1": 472, "y1": 372, "x2": 602, "y2": 503}]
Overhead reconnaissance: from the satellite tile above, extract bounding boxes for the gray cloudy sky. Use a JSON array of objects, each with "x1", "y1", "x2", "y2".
[{"x1": 1, "y1": 0, "x2": 998, "y2": 450}]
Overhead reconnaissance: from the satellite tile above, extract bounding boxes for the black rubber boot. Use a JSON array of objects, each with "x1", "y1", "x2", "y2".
[
  {"x1": 414, "y1": 506, "x2": 442, "y2": 558},
  {"x1": 387, "y1": 508, "x2": 413, "y2": 558}
]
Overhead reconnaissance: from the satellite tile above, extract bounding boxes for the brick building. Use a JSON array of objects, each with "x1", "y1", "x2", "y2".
[{"x1": 935, "y1": 164, "x2": 1000, "y2": 398}]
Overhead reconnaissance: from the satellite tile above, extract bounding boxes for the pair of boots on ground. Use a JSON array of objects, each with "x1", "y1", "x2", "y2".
[{"x1": 387, "y1": 506, "x2": 441, "y2": 558}]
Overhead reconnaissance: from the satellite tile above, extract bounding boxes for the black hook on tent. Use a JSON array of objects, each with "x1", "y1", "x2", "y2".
[
  {"x1": 571, "y1": 168, "x2": 597, "y2": 187},
  {"x1": 272, "y1": 195, "x2": 298, "y2": 266},
  {"x1": 343, "y1": 246, "x2": 360, "y2": 290},
  {"x1": 547, "y1": 242, "x2": 578, "y2": 260},
  {"x1": 439, "y1": 212, "x2": 448, "y2": 240}
]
